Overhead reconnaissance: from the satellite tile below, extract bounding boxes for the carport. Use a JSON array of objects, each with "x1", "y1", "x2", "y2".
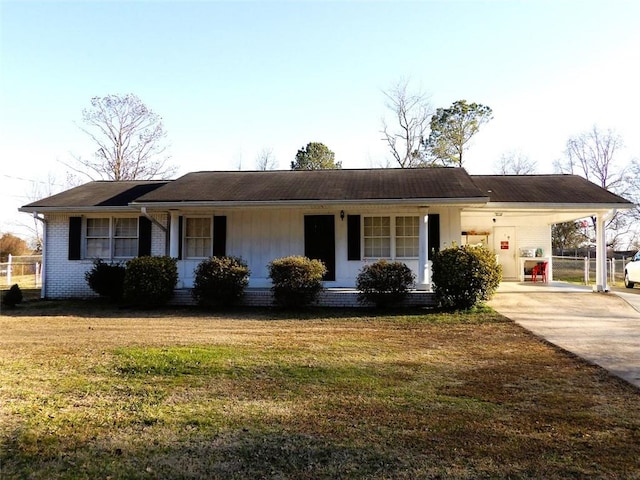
[{"x1": 463, "y1": 175, "x2": 632, "y2": 292}]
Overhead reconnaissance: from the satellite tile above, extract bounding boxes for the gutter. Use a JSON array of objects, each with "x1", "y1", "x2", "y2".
[
  {"x1": 32, "y1": 212, "x2": 47, "y2": 299},
  {"x1": 140, "y1": 207, "x2": 167, "y2": 232}
]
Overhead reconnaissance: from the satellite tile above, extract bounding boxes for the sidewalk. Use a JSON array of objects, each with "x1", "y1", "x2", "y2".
[{"x1": 488, "y1": 281, "x2": 640, "y2": 389}]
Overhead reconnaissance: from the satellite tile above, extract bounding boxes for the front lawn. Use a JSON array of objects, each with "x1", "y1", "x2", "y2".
[{"x1": 1, "y1": 303, "x2": 639, "y2": 479}]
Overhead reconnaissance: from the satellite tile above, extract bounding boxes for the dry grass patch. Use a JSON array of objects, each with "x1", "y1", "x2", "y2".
[{"x1": 1, "y1": 302, "x2": 639, "y2": 479}]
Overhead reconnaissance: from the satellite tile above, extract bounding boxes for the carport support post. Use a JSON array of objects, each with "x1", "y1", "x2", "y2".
[
  {"x1": 417, "y1": 210, "x2": 429, "y2": 291},
  {"x1": 594, "y1": 212, "x2": 609, "y2": 292}
]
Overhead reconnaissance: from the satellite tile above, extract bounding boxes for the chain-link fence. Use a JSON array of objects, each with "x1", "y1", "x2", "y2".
[
  {"x1": 0, "y1": 254, "x2": 631, "y2": 292},
  {"x1": 0, "y1": 255, "x2": 43, "y2": 290},
  {"x1": 552, "y1": 256, "x2": 628, "y2": 286}
]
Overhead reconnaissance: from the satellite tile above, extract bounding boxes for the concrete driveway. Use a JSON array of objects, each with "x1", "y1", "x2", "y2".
[{"x1": 488, "y1": 282, "x2": 640, "y2": 389}]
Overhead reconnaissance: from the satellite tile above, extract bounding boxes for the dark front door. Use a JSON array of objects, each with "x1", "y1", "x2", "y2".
[{"x1": 304, "y1": 215, "x2": 335, "y2": 281}]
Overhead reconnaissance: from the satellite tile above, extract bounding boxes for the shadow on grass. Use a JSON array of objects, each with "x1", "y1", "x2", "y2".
[
  {"x1": 0, "y1": 299, "x2": 505, "y2": 325},
  {"x1": 1, "y1": 427, "x2": 407, "y2": 480}
]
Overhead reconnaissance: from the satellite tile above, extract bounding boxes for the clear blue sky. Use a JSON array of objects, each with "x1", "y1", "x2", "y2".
[{"x1": 1, "y1": 1, "x2": 639, "y2": 238}]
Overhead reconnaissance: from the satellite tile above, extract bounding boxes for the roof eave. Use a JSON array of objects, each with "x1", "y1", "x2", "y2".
[
  {"x1": 479, "y1": 202, "x2": 634, "y2": 210},
  {"x1": 18, "y1": 206, "x2": 139, "y2": 214}
]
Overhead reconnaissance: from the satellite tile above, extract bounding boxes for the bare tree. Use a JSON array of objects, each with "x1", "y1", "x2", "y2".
[
  {"x1": 255, "y1": 147, "x2": 278, "y2": 170},
  {"x1": 15, "y1": 172, "x2": 65, "y2": 251},
  {"x1": 68, "y1": 94, "x2": 176, "y2": 181},
  {"x1": 553, "y1": 125, "x2": 633, "y2": 249},
  {"x1": 493, "y1": 150, "x2": 538, "y2": 175},
  {"x1": 553, "y1": 125, "x2": 626, "y2": 191},
  {"x1": 381, "y1": 79, "x2": 433, "y2": 168}
]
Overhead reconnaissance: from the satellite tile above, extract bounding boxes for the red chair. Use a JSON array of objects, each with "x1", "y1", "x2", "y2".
[{"x1": 531, "y1": 261, "x2": 548, "y2": 283}]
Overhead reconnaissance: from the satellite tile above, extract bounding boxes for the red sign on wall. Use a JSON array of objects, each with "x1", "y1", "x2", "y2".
[{"x1": 500, "y1": 241, "x2": 509, "y2": 250}]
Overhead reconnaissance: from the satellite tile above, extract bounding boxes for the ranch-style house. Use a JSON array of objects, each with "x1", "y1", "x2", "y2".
[{"x1": 20, "y1": 167, "x2": 632, "y2": 306}]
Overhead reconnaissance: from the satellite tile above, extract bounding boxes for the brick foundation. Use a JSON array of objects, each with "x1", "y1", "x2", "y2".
[{"x1": 172, "y1": 288, "x2": 436, "y2": 308}]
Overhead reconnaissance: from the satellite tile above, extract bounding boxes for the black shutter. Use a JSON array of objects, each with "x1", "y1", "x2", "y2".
[
  {"x1": 428, "y1": 214, "x2": 440, "y2": 260},
  {"x1": 68, "y1": 216, "x2": 82, "y2": 260},
  {"x1": 347, "y1": 215, "x2": 361, "y2": 261},
  {"x1": 213, "y1": 216, "x2": 227, "y2": 257},
  {"x1": 178, "y1": 216, "x2": 183, "y2": 260},
  {"x1": 138, "y1": 217, "x2": 152, "y2": 257}
]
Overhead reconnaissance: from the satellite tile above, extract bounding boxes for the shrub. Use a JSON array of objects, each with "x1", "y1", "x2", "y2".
[
  {"x1": 431, "y1": 244, "x2": 502, "y2": 310},
  {"x1": 2, "y1": 284, "x2": 23, "y2": 307},
  {"x1": 123, "y1": 256, "x2": 178, "y2": 307},
  {"x1": 267, "y1": 256, "x2": 326, "y2": 308},
  {"x1": 192, "y1": 256, "x2": 250, "y2": 307},
  {"x1": 356, "y1": 260, "x2": 416, "y2": 308},
  {"x1": 85, "y1": 259, "x2": 126, "y2": 301}
]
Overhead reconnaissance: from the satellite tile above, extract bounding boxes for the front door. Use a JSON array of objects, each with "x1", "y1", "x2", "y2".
[
  {"x1": 494, "y1": 226, "x2": 517, "y2": 279},
  {"x1": 304, "y1": 215, "x2": 335, "y2": 281}
]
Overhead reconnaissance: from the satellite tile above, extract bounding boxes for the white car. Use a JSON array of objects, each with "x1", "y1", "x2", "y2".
[{"x1": 624, "y1": 252, "x2": 640, "y2": 288}]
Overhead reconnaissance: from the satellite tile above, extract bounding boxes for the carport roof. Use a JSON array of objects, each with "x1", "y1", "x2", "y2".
[{"x1": 470, "y1": 174, "x2": 632, "y2": 206}]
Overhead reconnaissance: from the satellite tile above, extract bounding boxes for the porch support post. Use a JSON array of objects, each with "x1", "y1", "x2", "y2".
[
  {"x1": 594, "y1": 211, "x2": 609, "y2": 292},
  {"x1": 417, "y1": 210, "x2": 430, "y2": 291},
  {"x1": 169, "y1": 211, "x2": 180, "y2": 258}
]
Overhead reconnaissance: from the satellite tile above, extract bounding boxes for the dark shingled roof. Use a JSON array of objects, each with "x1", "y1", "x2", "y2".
[
  {"x1": 20, "y1": 170, "x2": 634, "y2": 212},
  {"x1": 21, "y1": 181, "x2": 168, "y2": 209},
  {"x1": 470, "y1": 175, "x2": 632, "y2": 205},
  {"x1": 134, "y1": 168, "x2": 485, "y2": 203}
]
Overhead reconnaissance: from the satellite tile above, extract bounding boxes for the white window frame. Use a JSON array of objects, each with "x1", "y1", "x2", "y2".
[
  {"x1": 85, "y1": 217, "x2": 111, "y2": 259},
  {"x1": 113, "y1": 217, "x2": 139, "y2": 259},
  {"x1": 84, "y1": 216, "x2": 139, "y2": 260},
  {"x1": 363, "y1": 216, "x2": 391, "y2": 258},
  {"x1": 184, "y1": 216, "x2": 213, "y2": 259},
  {"x1": 395, "y1": 216, "x2": 420, "y2": 259},
  {"x1": 362, "y1": 215, "x2": 420, "y2": 260}
]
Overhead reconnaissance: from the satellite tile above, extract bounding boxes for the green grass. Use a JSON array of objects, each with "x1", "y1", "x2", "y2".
[{"x1": 1, "y1": 303, "x2": 639, "y2": 479}]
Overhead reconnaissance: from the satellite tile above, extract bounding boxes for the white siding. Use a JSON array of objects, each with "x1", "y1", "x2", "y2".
[
  {"x1": 227, "y1": 209, "x2": 304, "y2": 288},
  {"x1": 516, "y1": 225, "x2": 551, "y2": 258},
  {"x1": 515, "y1": 224, "x2": 553, "y2": 280}
]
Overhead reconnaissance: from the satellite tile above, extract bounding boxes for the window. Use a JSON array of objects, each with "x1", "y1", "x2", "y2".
[
  {"x1": 185, "y1": 217, "x2": 212, "y2": 258},
  {"x1": 364, "y1": 216, "x2": 391, "y2": 258},
  {"x1": 86, "y1": 218, "x2": 110, "y2": 258},
  {"x1": 114, "y1": 218, "x2": 138, "y2": 257},
  {"x1": 85, "y1": 217, "x2": 139, "y2": 259},
  {"x1": 363, "y1": 215, "x2": 420, "y2": 259},
  {"x1": 395, "y1": 216, "x2": 419, "y2": 258}
]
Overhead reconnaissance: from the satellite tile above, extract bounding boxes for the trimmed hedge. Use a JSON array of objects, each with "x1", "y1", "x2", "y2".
[
  {"x1": 356, "y1": 260, "x2": 415, "y2": 307},
  {"x1": 268, "y1": 256, "x2": 326, "y2": 308},
  {"x1": 431, "y1": 244, "x2": 502, "y2": 310},
  {"x1": 192, "y1": 256, "x2": 250, "y2": 307},
  {"x1": 123, "y1": 256, "x2": 178, "y2": 307},
  {"x1": 85, "y1": 259, "x2": 126, "y2": 301}
]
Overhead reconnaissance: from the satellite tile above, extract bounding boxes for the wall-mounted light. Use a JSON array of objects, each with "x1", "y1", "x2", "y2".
[{"x1": 340, "y1": 210, "x2": 345, "y2": 221}]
